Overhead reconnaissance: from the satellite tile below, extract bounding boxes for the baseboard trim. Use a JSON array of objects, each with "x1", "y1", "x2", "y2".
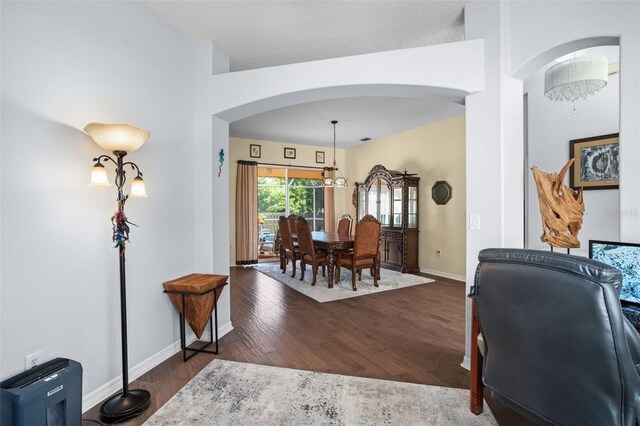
[
  {"x1": 460, "y1": 355, "x2": 470, "y2": 371},
  {"x1": 420, "y1": 268, "x2": 465, "y2": 283},
  {"x1": 82, "y1": 321, "x2": 233, "y2": 413}
]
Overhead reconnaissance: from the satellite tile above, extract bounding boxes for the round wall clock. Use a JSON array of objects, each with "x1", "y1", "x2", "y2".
[{"x1": 432, "y1": 181, "x2": 452, "y2": 205}]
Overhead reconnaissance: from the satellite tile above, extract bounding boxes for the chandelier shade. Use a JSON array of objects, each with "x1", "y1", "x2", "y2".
[
  {"x1": 323, "y1": 120, "x2": 348, "y2": 188},
  {"x1": 544, "y1": 55, "x2": 608, "y2": 103},
  {"x1": 84, "y1": 122, "x2": 151, "y2": 153}
]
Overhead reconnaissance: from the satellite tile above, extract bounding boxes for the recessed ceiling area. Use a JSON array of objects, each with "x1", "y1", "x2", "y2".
[
  {"x1": 144, "y1": 2, "x2": 469, "y2": 147},
  {"x1": 143, "y1": 1, "x2": 466, "y2": 71},
  {"x1": 230, "y1": 97, "x2": 465, "y2": 148}
]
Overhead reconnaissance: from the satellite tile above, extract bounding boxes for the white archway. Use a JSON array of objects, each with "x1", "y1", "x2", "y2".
[{"x1": 193, "y1": 39, "x2": 486, "y2": 344}]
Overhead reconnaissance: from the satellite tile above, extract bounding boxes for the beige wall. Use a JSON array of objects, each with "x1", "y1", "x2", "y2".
[
  {"x1": 229, "y1": 137, "x2": 346, "y2": 264},
  {"x1": 344, "y1": 115, "x2": 466, "y2": 279}
]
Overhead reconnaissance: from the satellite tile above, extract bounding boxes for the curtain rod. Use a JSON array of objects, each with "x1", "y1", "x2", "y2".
[{"x1": 238, "y1": 160, "x2": 330, "y2": 171}]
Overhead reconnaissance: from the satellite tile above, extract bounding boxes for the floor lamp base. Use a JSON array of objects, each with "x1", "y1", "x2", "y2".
[{"x1": 100, "y1": 389, "x2": 151, "y2": 423}]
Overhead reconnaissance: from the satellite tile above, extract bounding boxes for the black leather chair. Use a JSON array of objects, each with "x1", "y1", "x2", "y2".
[{"x1": 474, "y1": 248, "x2": 640, "y2": 426}]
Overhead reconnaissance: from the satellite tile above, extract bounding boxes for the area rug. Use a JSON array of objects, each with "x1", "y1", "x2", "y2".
[
  {"x1": 144, "y1": 360, "x2": 496, "y2": 425},
  {"x1": 253, "y1": 262, "x2": 434, "y2": 303}
]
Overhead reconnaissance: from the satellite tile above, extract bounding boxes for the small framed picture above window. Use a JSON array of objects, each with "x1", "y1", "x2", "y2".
[
  {"x1": 316, "y1": 151, "x2": 325, "y2": 164},
  {"x1": 284, "y1": 147, "x2": 296, "y2": 159},
  {"x1": 250, "y1": 144, "x2": 261, "y2": 158}
]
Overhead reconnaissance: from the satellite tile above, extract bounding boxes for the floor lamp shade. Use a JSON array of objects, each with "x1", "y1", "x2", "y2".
[{"x1": 84, "y1": 122, "x2": 150, "y2": 153}]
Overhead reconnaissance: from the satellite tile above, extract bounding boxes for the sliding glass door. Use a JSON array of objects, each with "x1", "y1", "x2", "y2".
[{"x1": 257, "y1": 167, "x2": 325, "y2": 234}]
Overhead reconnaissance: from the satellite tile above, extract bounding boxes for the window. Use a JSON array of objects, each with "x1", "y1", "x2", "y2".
[{"x1": 257, "y1": 167, "x2": 325, "y2": 233}]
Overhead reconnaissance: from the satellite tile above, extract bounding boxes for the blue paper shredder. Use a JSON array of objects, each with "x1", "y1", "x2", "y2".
[{"x1": 1, "y1": 358, "x2": 82, "y2": 426}]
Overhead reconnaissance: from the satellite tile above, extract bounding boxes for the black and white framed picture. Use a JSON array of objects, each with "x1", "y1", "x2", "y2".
[
  {"x1": 250, "y1": 144, "x2": 261, "y2": 158},
  {"x1": 569, "y1": 133, "x2": 619, "y2": 190},
  {"x1": 316, "y1": 151, "x2": 325, "y2": 164},
  {"x1": 284, "y1": 147, "x2": 296, "y2": 159}
]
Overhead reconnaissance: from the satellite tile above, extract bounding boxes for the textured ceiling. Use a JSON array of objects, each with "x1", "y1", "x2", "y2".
[
  {"x1": 144, "y1": 1, "x2": 466, "y2": 71},
  {"x1": 144, "y1": 1, "x2": 467, "y2": 146}
]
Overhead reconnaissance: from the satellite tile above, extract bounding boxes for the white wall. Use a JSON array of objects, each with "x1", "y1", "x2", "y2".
[
  {"x1": 193, "y1": 43, "x2": 232, "y2": 337},
  {"x1": 508, "y1": 1, "x2": 640, "y2": 243},
  {"x1": 0, "y1": 1, "x2": 205, "y2": 409},
  {"x1": 526, "y1": 70, "x2": 620, "y2": 254},
  {"x1": 464, "y1": 1, "x2": 525, "y2": 368}
]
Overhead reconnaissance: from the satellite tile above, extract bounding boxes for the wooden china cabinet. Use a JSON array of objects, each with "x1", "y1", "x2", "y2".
[{"x1": 354, "y1": 165, "x2": 419, "y2": 273}]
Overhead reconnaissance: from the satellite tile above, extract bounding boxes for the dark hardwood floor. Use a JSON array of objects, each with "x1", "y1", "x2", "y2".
[{"x1": 82, "y1": 265, "x2": 530, "y2": 425}]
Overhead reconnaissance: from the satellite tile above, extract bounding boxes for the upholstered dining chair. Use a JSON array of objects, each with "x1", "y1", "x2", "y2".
[
  {"x1": 295, "y1": 216, "x2": 327, "y2": 286},
  {"x1": 337, "y1": 214, "x2": 353, "y2": 236},
  {"x1": 287, "y1": 214, "x2": 298, "y2": 238},
  {"x1": 473, "y1": 248, "x2": 640, "y2": 426},
  {"x1": 336, "y1": 214, "x2": 381, "y2": 291},
  {"x1": 278, "y1": 216, "x2": 301, "y2": 278}
]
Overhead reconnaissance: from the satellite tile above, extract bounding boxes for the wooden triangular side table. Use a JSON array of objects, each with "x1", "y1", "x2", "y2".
[{"x1": 163, "y1": 274, "x2": 229, "y2": 361}]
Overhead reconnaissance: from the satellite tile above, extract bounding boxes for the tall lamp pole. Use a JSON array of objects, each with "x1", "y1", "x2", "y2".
[{"x1": 85, "y1": 123, "x2": 151, "y2": 423}]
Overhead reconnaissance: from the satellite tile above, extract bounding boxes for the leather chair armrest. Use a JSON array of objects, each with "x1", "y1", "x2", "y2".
[
  {"x1": 477, "y1": 332, "x2": 487, "y2": 358},
  {"x1": 623, "y1": 318, "x2": 640, "y2": 370}
]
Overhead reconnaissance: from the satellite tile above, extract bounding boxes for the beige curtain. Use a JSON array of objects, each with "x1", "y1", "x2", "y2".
[
  {"x1": 236, "y1": 161, "x2": 259, "y2": 264},
  {"x1": 324, "y1": 169, "x2": 336, "y2": 233}
]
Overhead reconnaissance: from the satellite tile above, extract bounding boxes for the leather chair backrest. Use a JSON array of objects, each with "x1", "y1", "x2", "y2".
[
  {"x1": 354, "y1": 215, "x2": 380, "y2": 258},
  {"x1": 295, "y1": 217, "x2": 315, "y2": 257},
  {"x1": 475, "y1": 248, "x2": 640, "y2": 426}
]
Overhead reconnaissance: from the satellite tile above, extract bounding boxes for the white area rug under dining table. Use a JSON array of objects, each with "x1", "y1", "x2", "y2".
[{"x1": 253, "y1": 262, "x2": 434, "y2": 303}]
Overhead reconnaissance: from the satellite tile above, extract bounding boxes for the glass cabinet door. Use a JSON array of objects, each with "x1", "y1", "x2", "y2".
[
  {"x1": 379, "y1": 182, "x2": 390, "y2": 226},
  {"x1": 408, "y1": 185, "x2": 418, "y2": 228},
  {"x1": 368, "y1": 180, "x2": 379, "y2": 220},
  {"x1": 393, "y1": 186, "x2": 403, "y2": 227},
  {"x1": 358, "y1": 187, "x2": 367, "y2": 221}
]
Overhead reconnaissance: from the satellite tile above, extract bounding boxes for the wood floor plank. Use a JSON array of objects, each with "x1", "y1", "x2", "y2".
[{"x1": 82, "y1": 265, "x2": 531, "y2": 425}]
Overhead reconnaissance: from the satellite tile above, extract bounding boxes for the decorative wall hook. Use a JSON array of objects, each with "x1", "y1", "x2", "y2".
[{"x1": 218, "y1": 149, "x2": 225, "y2": 177}]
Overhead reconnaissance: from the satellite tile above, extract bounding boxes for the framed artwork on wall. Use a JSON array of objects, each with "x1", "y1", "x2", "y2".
[
  {"x1": 284, "y1": 147, "x2": 296, "y2": 159},
  {"x1": 569, "y1": 133, "x2": 619, "y2": 190},
  {"x1": 250, "y1": 144, "x2": 261, "y2": 158},
  {"x1": 316, "y1": 151, "x2": 325, "y2": 164}
]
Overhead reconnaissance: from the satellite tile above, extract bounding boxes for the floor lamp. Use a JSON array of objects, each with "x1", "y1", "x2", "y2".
[{"x1": 85, "y1": 122, "x2": 151, "y2": 422}]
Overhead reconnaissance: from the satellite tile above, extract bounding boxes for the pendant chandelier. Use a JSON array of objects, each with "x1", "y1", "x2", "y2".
[
  {"x1": 323, "y1": 120, "x2": 348, "y2": 188},
  {"x1": 544, "y1": 54, "x2": 608, "y2": 103}
]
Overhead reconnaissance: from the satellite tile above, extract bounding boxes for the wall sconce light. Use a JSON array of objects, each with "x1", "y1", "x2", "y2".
[{"x1": 85, "y1": 122, "x2": 151, "y2": 422}]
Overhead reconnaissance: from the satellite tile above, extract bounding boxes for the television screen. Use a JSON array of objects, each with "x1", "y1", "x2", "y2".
[{"x1": 589, "y1": 240, "x2": 640, "y2": 305}]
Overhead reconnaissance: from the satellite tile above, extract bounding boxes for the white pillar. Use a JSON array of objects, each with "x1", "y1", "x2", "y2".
[{"x1": 193, "y1": 41, "x2": 232, "y2": 330}]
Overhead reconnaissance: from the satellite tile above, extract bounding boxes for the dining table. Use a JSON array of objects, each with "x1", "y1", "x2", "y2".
[{"x1": 311, "y1": 231, "x2": 354, "y2": 288}]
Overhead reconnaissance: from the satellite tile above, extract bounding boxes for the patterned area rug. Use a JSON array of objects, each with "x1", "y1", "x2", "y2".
[
  {"x1": 144, "y1": 360, "x2": 496, "y2": 425},
  {"x1": 253, "y1": 262, "x2": 434, "y2": 303}
]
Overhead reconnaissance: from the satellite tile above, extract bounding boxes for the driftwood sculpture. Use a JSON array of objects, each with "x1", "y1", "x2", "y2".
[{"x1": 532, "y1": 159, "x2": 585, "y2": 249}]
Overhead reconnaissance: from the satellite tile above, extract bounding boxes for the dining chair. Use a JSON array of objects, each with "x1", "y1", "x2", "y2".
[
  {"x1": 336, "y1": 214, "x2": 381, "y2": 291},
  {"x1": 337, "y1": 214, "x2": 352, "y2": 236},
  {"x1": 295, "y1": 216, "x2": 327, "y2": 286},
  {"x1": 278, "y1": 215, "x2": 301, "y2": 277},
  {"x1": 287, "y1": 214, "x2": 298, "y2": 237}
]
